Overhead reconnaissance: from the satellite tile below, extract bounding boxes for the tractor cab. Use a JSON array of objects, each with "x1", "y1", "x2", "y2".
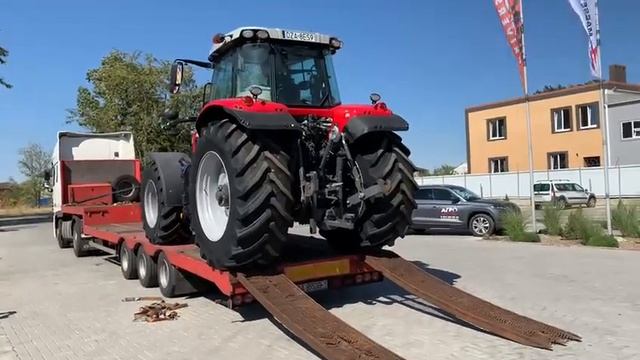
[{"x1": 207, "y1": 27, "x2": 343, "y2": 108}]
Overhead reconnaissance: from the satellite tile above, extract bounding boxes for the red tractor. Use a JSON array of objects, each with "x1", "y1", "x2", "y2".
[{"x1": 141, "y1": 27, "x2": 417, "y2": 269}]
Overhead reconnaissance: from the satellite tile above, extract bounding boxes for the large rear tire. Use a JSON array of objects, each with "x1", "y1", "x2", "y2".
[
  {"x1": 189, "y1": 119, "x2": 294, "y2": 270},
  {"x1": 142, "y1": 161, "x2": 190, "y2": 245},
  {"x1": 322, "y1": 132, "x2": 417, "y2": 251}
]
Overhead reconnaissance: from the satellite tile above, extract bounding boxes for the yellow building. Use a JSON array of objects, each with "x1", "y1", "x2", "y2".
[{"x1": 465, "y1": 76, "x2": 640, "y2": 174}]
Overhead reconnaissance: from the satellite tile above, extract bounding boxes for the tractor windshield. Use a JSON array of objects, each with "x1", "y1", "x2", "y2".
[{"x1": 210, "y1": 42, "x2": 341, "y2": 107}]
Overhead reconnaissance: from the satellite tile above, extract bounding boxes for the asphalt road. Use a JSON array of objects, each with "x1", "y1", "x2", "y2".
[{"x1": 0, "y1": 223, "x2": 638, "y2": 359}]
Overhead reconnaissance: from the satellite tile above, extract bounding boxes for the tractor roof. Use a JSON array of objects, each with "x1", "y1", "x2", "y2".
[{"x1": 209, "y1": 27, "x2": 341, "y2": 57}]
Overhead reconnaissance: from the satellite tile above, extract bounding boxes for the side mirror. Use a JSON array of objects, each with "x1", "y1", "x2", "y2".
[
  {"x1": 451, "y1": 197, "x2": 460, "y2": 204},
  {"x1": 43, "y1": 169, "x2": 51, "y2": 182},
  {"x1": 169, "y1": 62, "x2": 184, "y2": 94}
]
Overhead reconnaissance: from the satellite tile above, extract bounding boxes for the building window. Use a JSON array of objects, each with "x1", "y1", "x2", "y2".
[
  {"x1": 621, "y1": 120, "x2": 640, "y2": 140},
  {"x1": 551, "y1": 107, "x2": 572, "y2": 133},
  {"x1": 487, "y1": 117, "x2": 506, "y2": 140},
  {"x1": 489, "y1": 157, "x2": 508, "y2": 173},
  {"x1": 548, "y1": 152, "x2": 568, "y2": 169},
  {"x1": 577, "y1": 103, "x2": 599, "y2": 129},
  {"x1": 584, "y1": 156, "x2": 601, "y2": 167}
]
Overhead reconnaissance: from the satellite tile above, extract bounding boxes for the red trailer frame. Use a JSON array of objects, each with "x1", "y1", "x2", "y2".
[{"x1": 68, "y1": 202, "x2": 382, "y2": 305}]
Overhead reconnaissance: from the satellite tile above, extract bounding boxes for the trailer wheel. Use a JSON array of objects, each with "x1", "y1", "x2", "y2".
[
  {"x1": 119, "y1": 244, "x2": 138, "y2": 280},
  {"x1": 72, "y1": 218, "x2": 90, "y2": 257},
  {"x1": 113, "y1": 174, "x2": 140, "y2": 203},
  {"x1": 137, "y1": 249, "x2": 158, "y2": 287},
  {"x1": 56, "y1": 220, "x2": 71, "y2": 249},
  {"x1": 142, "y1": 159, "x2": 190, "y2": 245},
  {"x1": 189, "y1": 120, "x2": 294, "y2": 269}
]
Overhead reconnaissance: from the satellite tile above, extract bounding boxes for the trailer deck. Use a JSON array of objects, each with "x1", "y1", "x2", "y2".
[{"x1": 65, "y1": 203, "x2": 580, "y2": 359}]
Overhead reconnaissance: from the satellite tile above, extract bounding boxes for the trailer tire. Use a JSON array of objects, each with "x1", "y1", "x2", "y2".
[
  {"x1": 323, "y1": 133, "x2": 417, "y2": 250},
  {"x1": 189, "y1": 119, "x2": 294, "y2": 270},
  {"x1": 72, "y1": 218, "x2": 90, "y2": 257},
  {"x1": 56, "y1": 220, "x2": 71, "y2": 249},
  {"x1": 119, "y1": 244, "x2": 138, "y2": 280},
  {"x1": 137, "y1": 249, "x2": 158, "y2": 287},
  {"x1": 113, "y1": 175, "x2": 140, "y2": 203},
  {"x1": 142, "y1": 160, "x2": 190, "y2": 245}
]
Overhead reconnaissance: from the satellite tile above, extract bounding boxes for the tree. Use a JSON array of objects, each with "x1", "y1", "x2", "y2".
[
  {"x1": 18, "y1": 143, "x2": 50, "y2": 207},
  {"x1": 67, "y1": 50, "x2": 202, "y2": 158},
  {"x1": 432, "y1": 164, "x2": 456, "y2": 176},
  {"x1": 0, "y1": 45, "x2": 11, "y2": 89}
]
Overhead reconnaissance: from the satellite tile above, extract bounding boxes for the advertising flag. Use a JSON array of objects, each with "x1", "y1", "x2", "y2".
[
  {"x1": 568, "y1": 0, "x2": 601, "y2": 78},
  {"x1": 493, "y1": 0, "x2": 526, "y2": 89}
]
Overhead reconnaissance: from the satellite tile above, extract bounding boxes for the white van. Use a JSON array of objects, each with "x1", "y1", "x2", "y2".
[{"x1": 533, "y1": 180, "x2": 596, "y2": 209}]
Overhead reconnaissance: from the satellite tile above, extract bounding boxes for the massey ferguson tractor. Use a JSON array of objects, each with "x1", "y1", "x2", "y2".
[{"x1": 141, "y1": 27, "x2": 417, "y2": 269}]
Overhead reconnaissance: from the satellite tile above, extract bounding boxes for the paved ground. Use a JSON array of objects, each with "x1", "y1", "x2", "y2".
[{"x1": 1, "y1": 223, "x2": 639, "y2": 360}]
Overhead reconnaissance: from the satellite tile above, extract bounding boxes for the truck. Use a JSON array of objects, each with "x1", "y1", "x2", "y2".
[{"x1": 45, "y1": 27, "x2": 580, "y2": 359}]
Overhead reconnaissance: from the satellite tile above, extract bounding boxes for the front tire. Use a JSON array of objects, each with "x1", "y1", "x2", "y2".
[
  {"x1": 469, "y1": 214, "x2": 495, "y2": 237},
  {"x1": 189, "y1": 119, "x2": 294, "y2": 269},
  {"x1": 322, "y1": 133, "x2": 417, "y2": 251},
  {"x1": 72, "y1": 219, "x2": 90, "y2": 257},
  {"x1": 587, "y1": 197, "x2": 596, "y2": 208}
]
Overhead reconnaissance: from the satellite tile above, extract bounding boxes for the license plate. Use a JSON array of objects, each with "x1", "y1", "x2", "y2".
[
  {"x1": 282, "y1": 30, "x2": 318, "y2": 42},
  {"x1": 300, "y1": 280, "x2": 328, "y2": 293}
]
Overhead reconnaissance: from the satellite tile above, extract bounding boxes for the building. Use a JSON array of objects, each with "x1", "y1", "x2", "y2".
[{"x1": 465, "y1": 65, "x2": 640, "y2": 174}]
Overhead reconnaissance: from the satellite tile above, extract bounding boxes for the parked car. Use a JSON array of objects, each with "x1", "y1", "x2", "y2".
[
  {"x1": 533, "y1": 180, "x2": 596, "y2": 209},
  {"x1": 410, "y1": 185, "x2": 520, "y2": 236}
]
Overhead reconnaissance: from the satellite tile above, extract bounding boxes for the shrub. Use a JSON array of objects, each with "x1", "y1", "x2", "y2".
[
  {"x1": 563, "y1": 208, "x2": 598, "y2": 240},
  {"x1": 583, "y1": 234, "x2": 619, "y2": 248},
  {"x1": 502, "y1": 210, "x2": 540, "y2": 243},
  {"x1": 612, "y1": 201, "x2": 640, "y2": 238},
  {"x1": 542, "y1": 204, "x2": 563, "y2": 236}
]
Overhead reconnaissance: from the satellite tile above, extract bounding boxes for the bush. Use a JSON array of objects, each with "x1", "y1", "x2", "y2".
[
  {"x1": 583, "y1": 234, "x2": 619, "y2": 248},
  {"x1": 542, "y1": 204, "x2": 563, "y2": 236},
  {"x1": 502, "y1": 210, "x2": 540, "y2": 243},
  {"x1": 612, "y1": 201, "x2": 640, "y2": 238}
]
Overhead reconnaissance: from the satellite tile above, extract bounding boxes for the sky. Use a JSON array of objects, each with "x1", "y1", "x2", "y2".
[{"x1": 1, "y1": 0, "x2": 639, "y2": 181}]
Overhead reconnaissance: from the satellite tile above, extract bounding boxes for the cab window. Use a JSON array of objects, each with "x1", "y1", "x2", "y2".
[
  {"x1": 416, "y1": 188, "x2": 433, "y2": 200},
  {"x1": 533, "y1": 183, "x2": 550, "y2": 192},
  {"x1": 432, "y1": 189, "x2": 456, "y2": 201}
]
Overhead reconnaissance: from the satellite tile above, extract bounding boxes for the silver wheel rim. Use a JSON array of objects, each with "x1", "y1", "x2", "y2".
[
  {"x1": 138, "y1": 253, "x2": 147, "y2": 279},
  {"x1": 159, "y1": 258, "x2": 169, "y2": 288},
  {"x1": 196, "y1": 151, "x2": 230, "y2": 242},
  {"x1": 144, "y1": 180, "x2": 159, "y2": 227},
  {"x1": 472, "y1": 217, "x2": 491, "y2": 235},
  {"x1": 121, "y1": 246, "x2": 129, "y2": 271}
]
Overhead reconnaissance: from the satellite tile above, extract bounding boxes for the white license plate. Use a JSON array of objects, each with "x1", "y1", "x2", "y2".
[
  {"x1": 299, "y1": 280, "x2": 328, "y2": 293},
  {"x1": 282, "y1": 31, "x2": 318, "y2": 42}
]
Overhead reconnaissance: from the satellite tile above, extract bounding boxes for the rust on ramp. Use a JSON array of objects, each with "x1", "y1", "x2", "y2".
[
  {"x1": 237, "y1": 273, "x2": 403, "y2": 360},
  {"x1": 365, "y1": 251, "x2": 581, "y2": 350}
]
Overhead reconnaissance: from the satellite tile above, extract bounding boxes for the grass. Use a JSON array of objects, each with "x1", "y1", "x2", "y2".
[
  {"x1": 542, "y1": 204, "x2": 563, "y2": 236},
  {"x1": 612, "y1": 201, "x2": 640, "y2": 238},
  {"x1": 0, "y1": 206, "x2": 51, "y2": 218},
  {"x1": 502, "y1": 210, "x2": 540, "y2": 243},
  {"x1": 563, "y1": 208, "x2": 618, "y2": 247}
]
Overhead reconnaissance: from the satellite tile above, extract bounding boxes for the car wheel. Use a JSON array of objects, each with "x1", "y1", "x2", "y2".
[
  {"x1": 469, "y1": 214, "x2": 495, "y2": 237},
  {"x1": 555, "y1": 198, "x2": 567, "y2": 210},
  {"x1": 587, "y1": 197, "x2": 596, "y2": 208}
]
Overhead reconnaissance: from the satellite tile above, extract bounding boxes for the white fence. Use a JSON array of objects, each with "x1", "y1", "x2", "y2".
[{"x1": 416, "y1": 165, "x2": 640, "y2": 198}]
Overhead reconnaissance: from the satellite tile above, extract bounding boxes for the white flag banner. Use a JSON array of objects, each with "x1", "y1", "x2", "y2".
[{"x1": 568, "y1": 0, "x2": 601, "y2": 78}]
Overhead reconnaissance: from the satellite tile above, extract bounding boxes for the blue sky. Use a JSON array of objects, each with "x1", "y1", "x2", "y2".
[{"x1": 1, "y1": 0, "x2": 639, "y2": 180}]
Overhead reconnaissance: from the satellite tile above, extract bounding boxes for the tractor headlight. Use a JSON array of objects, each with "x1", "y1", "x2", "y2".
[
  {"x1": 256, "y1": 30, "x2": 269, "y2": 39},
  {"x1": 241, "y1": 30, "x2": 255, "y2": 39},
  {"x1": 330, "y1": 38, "x2": 343, "y2": 49}
]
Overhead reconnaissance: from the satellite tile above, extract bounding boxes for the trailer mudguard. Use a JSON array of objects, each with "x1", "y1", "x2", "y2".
[
  {"x1": 343, "y1": 114, "x2": 409, "y2": 143},
  {"x1": 146, "y1": 152, "x2": 190, "y2": 207},
  {"x1": 196, "y1": 105, "x2": 301, "y2": 133}
]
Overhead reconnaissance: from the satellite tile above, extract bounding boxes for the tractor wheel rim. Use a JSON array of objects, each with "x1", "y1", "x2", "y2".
[
  {"x1": 159, "y1": 259, "x2": 169, "y2": 288},
  {"x1": 472, "y1": 217, "x2": 490, "y2": 234},
  {"x1": 138, "y1": 254, "x2": 146, "y2": 279},
  {"x1": 144, "y1": 180, "x2": 159, "y2": 227},
  {"x1": 196, "y1": 151, "x2": 230, "y2": 242},
  {"x1": 121, "y1": 246, "x2": 129, "y2": 271}
]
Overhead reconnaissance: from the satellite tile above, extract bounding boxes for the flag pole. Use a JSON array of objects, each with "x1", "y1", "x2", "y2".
[
  {"x1": 520, "y1": 0, "x2": 537, "y2": 233},
  {"x1": 595, "y1": 0, "x2": 613, "y2": 235}
]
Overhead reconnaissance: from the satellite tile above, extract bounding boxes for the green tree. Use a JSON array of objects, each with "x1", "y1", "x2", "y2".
[
  {"x1": 67, "y1": 50, "x2": 202, "y2": 158},
  {"x1": 0, "y1": 45, "x2": 12, "y2": 89},
  {"x1": 433, "y1": 164, "x2": 456, "y2": 176},
  {"x1": 18, "y1": 143, "x2": 50, "y2": 207}
]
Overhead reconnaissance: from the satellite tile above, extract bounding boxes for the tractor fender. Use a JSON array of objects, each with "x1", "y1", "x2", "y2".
[
  {"x1": 145, "y1": 152, "x2": 190, "y2": 207},
  {"x1": 343, "y1": 114, "x2": 409, "y2": 143},
  {"x1": 196, "y1": 105, "x2": 301, "y2": 133}
]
